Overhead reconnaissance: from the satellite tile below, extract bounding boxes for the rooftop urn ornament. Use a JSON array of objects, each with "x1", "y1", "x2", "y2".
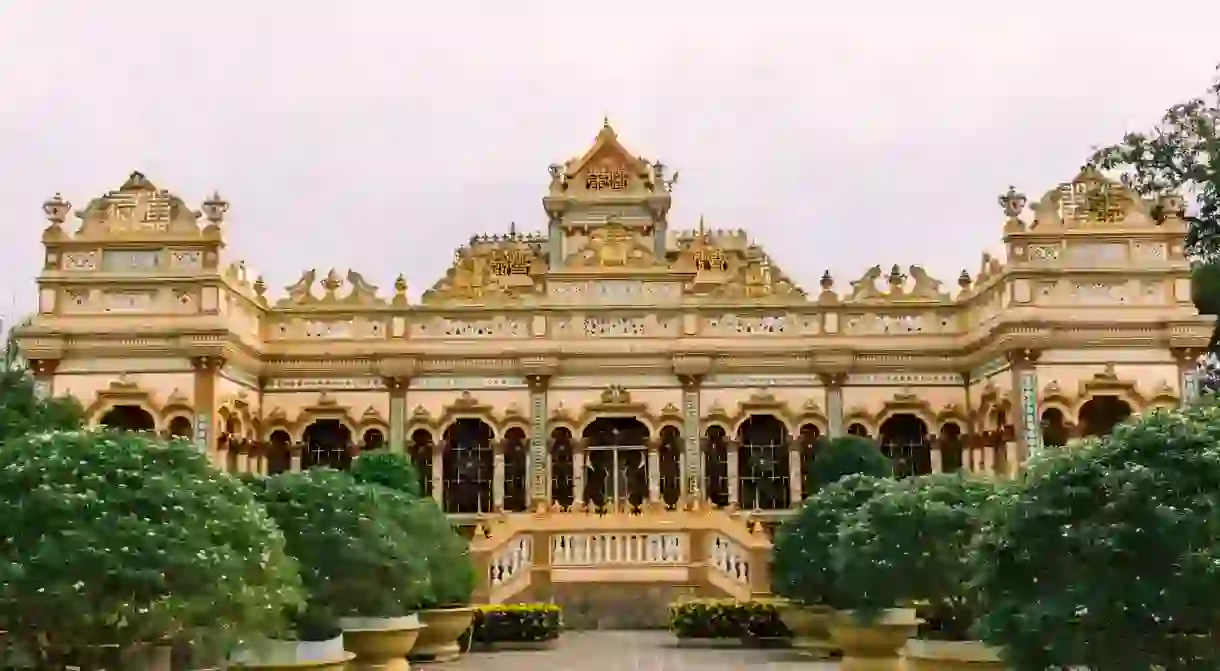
[
  {"x1": 887, "y1": 264, "x2": 906, "y2": 293},
  {"x1": 201, "y1": 190, "x2": 229, "y2": 224},
  {"x1": 42, "y1": 192, "x2": 71, "y2": 225},
  {"x1": 998, "y1": 185, "x2": 1027, "y2": 220},
  {"x1": 252, "y1": 276, "x2": 267, "y2": 300},
  {"x1": 321, "y1": 268, "x2": 342, "y2": 299},
  {"x1": 394, "y1": 273, "x2": 408, "y2": 296},
  {"x1": 957, "y1": 269, "x2": 973, "y2": 291},
  {"x1": 820, "y1": 270, "x2": 834, "y2": 291}
]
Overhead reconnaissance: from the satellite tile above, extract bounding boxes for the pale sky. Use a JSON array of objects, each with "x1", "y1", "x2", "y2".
[{"x1": 2, "y1": 1, "x2": 1219, "y2": 324}]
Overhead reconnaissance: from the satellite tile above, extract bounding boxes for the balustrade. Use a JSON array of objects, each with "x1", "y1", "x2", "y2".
[
  {"x1": 550, "y1": 532, "x2": 688, "y2": 566},
  {"x1": 488, "y1": 534, "x2": 532, "y2": 588},
  {"x1": 708, "y1": 533, "x2": 750, "y2": 587}
]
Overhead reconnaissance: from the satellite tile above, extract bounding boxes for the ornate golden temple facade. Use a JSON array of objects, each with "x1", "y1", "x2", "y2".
[{"x1": 17, "y1": 121, "x2": 1212, "y2": 527}]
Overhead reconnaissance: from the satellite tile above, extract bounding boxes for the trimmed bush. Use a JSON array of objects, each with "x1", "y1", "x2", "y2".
[
  {"x1": 973, "y1": 401, "x2": 1220, "y2": 669},
  {"x1": 772, "y1": 474, "x2": 893, "y2": 606},
  {"x1": 0, "y1": 429, "x2": 303, "y2": 665},
  {"x1": 667, "y1": 599, "x2": 791, "y2": 641},
  {"x1": 470, "y1": 604, "x2": 562, "y2": 645}
]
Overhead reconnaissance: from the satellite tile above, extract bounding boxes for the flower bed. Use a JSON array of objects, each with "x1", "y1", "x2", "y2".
[
  {"x1": 467, "y1": 604, "x2": 563, "y2": 649},
  {"x1": 667, "y1": 599, "x2": 792, "y2": 643}
]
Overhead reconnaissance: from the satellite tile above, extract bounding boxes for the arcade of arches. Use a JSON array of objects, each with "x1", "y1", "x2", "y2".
[{"x1": 164, "y1": 393, "x2": 1138, "y2": 514}]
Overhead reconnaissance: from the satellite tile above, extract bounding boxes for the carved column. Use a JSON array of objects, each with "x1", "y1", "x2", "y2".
[
  {"x1": 678, "y1": 374, "x2": 703, "y2": 504},
  {"x1": 647, "y1": 438, "x2": 661, "y2": 504},
  {"x1": 28, "y1": 358, "x2": 59, "y2": 400},
  {"x1": 526, "y1": 375, "x2": 551, "y2": 510},
  {"x1": 821, "y1": 373, "x2": 847, "y2": 437},
  {"x1": 492, "y1": 440, "x2": 506, "y2": 512},
  {"x1": 572, "y1": 439, "x2": 586, "y2": 507},
  {"x1": 787, "y1": 440, "x2": 802, "y2": 507},
  {"x1": 386, "y1": 376, "x2": 408, "y2": 453},
  {"x1": 191, "y1": 355, "x2": 224, "y2": 464},
  {"x1": 290, "y1": 442, "x2": 303, "y2": 472},
  {"x1": 1173, "y1": 347, "x2": 1205, "y2": 406},
  {"x1": 1009, "y1": 349, "x2": 1041, "y2": 467},
  {"x1": 234, "y1": 440, "x2": 250, "y2": 474},
  {"x1": 930, "y1": 437, "x2": 943, "y2": 473},
  {"x1": 431, "y1": 440, "x2": 445, "y2": 505},
  {"x1": 726, "y1": 440, "x2": 740, "y2": 508}
]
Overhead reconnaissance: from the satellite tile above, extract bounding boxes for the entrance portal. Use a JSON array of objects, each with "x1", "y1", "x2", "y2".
[{"x1": 582, "y1": 417, "x2": 650, "y2": 510}]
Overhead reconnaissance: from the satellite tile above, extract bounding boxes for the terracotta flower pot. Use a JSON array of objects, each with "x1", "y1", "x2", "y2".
[
  {"x1": 903, "y1": 638, "x2": 1003, "y2": 671},
  {"x1": 775, "y1": 601, "x2": 835, "y2": 658},
  {"x1": 410, "y1": 607, "x2": 475, "y2": 662},
  {"x1": 828, "y1": 608, "x2": 920, "y2": 671},
  {"x1": 340, "y1": 616, "x2": 424, "y2": 671}
]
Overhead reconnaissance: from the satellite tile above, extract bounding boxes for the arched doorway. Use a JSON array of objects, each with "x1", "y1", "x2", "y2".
[
  {"x1": 99, "y1": 405, "x2": 156, "y2": 432},
  {"x1": 703, "y1": 426, "x2": 730, "y2": 508},
  {"x1": 797, "y1": 423, "x2": 822, "y2": 500},
  {"x1": 1079, "y1": 396, "x2": 1131, "y2": 438},
  {"x1": 582, "y1": 417, "x2": 650, "y2": 511},
  {"x1": 167, "y1": 415, "x2": 193, "y2": 440},
  {"x1": 362, "y1": 428, "x2": 385, "y2": 451},
  {"x1": 303, "y1": 419, "x2": 352, "y2": 470},
  {"x1": 939, "y1": 423, "x2": 964, "y2": 472},
  {"x1": 658, "y1": 425, "x2": 683, "y2": 509},
  {"x1": 549, "y1": 428, "x2": 575, "y2": 509},
  {"x1": 408, "y1": 429, "x2": 435, "y2": 497},
  {"x1": 503, "y1": 427, "x2": 529, "y2": 512},
  {"x1": 737, "y1": 414, "x2": 790, "y2": 510},
  {"x1": 1041, "y1": 408, "x2": 1069, "y2": 447},
  {"x1": 847, "y1": 423, "x2": 870, "y2": 438},
  {"x1": 442, "y1": 418, "x2": 495, "y2": 514},
  {"x1": 267, "y1": 429, "x2": 292, "y2": 474},
  {"x1": 879, "y1": 414, "x2": 931, "y2": 478}
]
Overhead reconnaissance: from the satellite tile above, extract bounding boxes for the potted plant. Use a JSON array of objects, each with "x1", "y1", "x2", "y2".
[
  {"x1": 252, "y1": 470, "x2": 430, "y2": 671},
  {"x1": 835, "y1": 472, "x2": 1001, "y2": 671},
  {"x1": 0, "y1": 429, "x2": 304, "y2": 671},
  {"x1": 973, "y1": 402, "x2": 1220, "y2": 670},
  {"x1": 772, "y1": 442, "x2": 891, "y2": 657},
  {"x1": 350, "y1": 450, "x2": 477, "y2": 662}
]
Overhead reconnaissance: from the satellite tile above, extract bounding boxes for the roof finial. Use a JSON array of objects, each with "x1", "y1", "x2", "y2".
[
  {"x1": 697, "y1": 215, "x2": 708, "y2": 239},
  {"x1": 603, "y1": 114, "x2": 610, "y2": 128}
]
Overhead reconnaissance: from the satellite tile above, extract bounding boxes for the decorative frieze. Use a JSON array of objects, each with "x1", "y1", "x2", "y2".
[
  {"x1": 1065, "y1": 243, "x2": 1127, "y2": 265},
  {"x1": 552, "y1": 314, "x2": 678, "y2": 338},
  {"x1": 846, "y1": 373, "x2": 961, "y2": 386},
  {"x1": 168, "y1": 249, "x2": 204, "y2": 270},
  {"x1": 1028, "y1": 244, "x2": 1061, "y2": 262},
  {"x1": 265, "y1": 377, "x2": 388, "y2": 391},
  {"x1": 704, "y1": 374, "x2": 822, "y2": 388},
  {"x1": 550, "y1": 375, "x2": 675, "y2": 389},
  {"x1": 269, "y1": 317, "x2": 387, "y2": 340},
  {"x1": 411, "y1": 316, "x2": 527, "y2": 339},
  {"x1": 220, "y1": 365, "x2": 260, "y2": 390},
  {"x1": 547, "y1": 280, "x2": 682, "y2": 305},
  {"x1": 63, "y1": 250, "x2": 100, "y2": 271},
  {"x1": 1131, "y1": 241, "x2": 1168, "y2": 262},
  {"x1": 408, "y1": 376, "x2": 526, "y2": 390},
  {"x1": 101, "y1": 249, "x2": 161, "y2": 272},
  {"x1": 701, "y1": 313, "x2": 819, "y2": 336}
]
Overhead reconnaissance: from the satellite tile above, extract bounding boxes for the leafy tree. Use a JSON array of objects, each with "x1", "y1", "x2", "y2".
[
  {"x1": 972, "y1": 400, "x2": 1220, "y2": 669},
  {"x1": 349, "y1": 449, "x2": 423, "y2": 498},
  {"x1": 0, "y1": 368, "x2": 84, "y2": 445},
  {"x1": 1091, "y1": 64, "x2": 1220, "y2": 384},
  {"x1": 805, "y1": 435, "x2": 892, "y2": 490}
]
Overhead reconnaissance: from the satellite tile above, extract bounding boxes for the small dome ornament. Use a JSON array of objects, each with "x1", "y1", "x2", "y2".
[
  {"x1": 42, "y1": 192, "x2": 71, "y2": 225},
  {"x1": 394, "y1": 274, "x2": 408, "y2": 295}
]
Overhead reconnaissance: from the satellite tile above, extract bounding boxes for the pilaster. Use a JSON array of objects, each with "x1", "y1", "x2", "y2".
[
  {"x1": 572, "y1": 439, "x2": 586, "y2": 507},
  {"x1": 1172, "y1": 347, "x2": 1206, "y2": 407},
  {"x1": 1009, "y1": 349, "x2": 1041, "y2": 465},
  {"x1": 646, "y1": 438, "x2": 661, "y2": 504},
  {"x1": 526, "y1": 374, "x2": 551, "y2": 510},
  {"x1": 726, "y1": 440, "x2": 740, "y2": 508},
  {"x1": 431, "y1": 441, "x2": 445, "y2": 505},
  {"x1": 191, "y1": 355, "x2": 224, "y2": 463},
  {"x1": 28, "y1": 358, "x2": 59, "y2": 400},
  {"x1": 386, "y1": 376, "x2": 409, "y2": 454},
  {"x1": 492, "y1": 440, "x2": 506, "y2": 512},
  {"x1": 290, "y1": 442, "x2": 303, "y2": 472},
  {"x1": 930, "y1": 442, "x2": 943, "y2": 473},
  {"x1": 787, "y1": 440, "x2": 802, "y2": 506},
  {"x1": 820, "y1": 373, "x2": 846, "y2": 437},
  {"x1": 678, "y1": 373, "x2": 704, "y2": 505}
]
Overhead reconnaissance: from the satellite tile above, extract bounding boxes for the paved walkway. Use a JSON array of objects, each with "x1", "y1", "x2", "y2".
[{"x1": 447, "y1": 631, "x2": 838, "y2": 670}]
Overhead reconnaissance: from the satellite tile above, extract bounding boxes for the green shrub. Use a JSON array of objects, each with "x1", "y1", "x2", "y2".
[
  {"x1": 833, "y1": 472, "x2": 997, "y2": 636},
  {"x1": 973, "y1": 401, "x2": 1220, "y2": 670},
  {"x1": 253, "y1": 470, "x2": 429, "y2": 626},
  {"x1": 470, "y1": 604, "x2": 562, "y2": 645},
  {"x1": 349, "y1": 449, "x2": 422, "y2": 498},
  {"x1": 666, "y1": 599, "x2": 791, "y2": 640},
  {"x1": 349, "y1": 451, "x2": 474, "y2": 609},
  {"x1": 0, "y1": 429, "x2": 304, "y2": 664},
  {"x1": 1192, "y1": 261, "x2": 1220, "y2": 315},
  {"x1": 0, "y1": 368, "x2": 84, "y2": 445},
  {"x1": 772, "y1": 474, "x2": 893, "y2": 606},
  {"x1": 806, "y1": 435, "x2": 892, "y2": 490}
]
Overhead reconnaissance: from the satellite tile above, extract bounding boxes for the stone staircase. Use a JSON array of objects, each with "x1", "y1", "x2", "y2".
[{"x1": 469, "y1": 504, "x2": 773, "y2": 628}]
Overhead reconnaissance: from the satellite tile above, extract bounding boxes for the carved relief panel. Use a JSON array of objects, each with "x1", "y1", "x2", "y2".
[
  {"x1": 841, "y1": 311, "x2": 953, "y2": 335},
  {"x1": 700, "y1": 312, "x2": 820, "y2": 336},
  {"x1": 551, "y1": 313, "x2": 679, "y2": 338},
  {"x1": 60, "y1": 287, "x2": 200, "y2": 314},
  {"x1": 409, "y1": 315, "x2": 528, "y2": 339},
  {"x1": 547, "y1": 280, "x2": 682, "y2": 306},
  {"x1": 269, "y1": 316, "x2": 389, "y2": 340}
]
